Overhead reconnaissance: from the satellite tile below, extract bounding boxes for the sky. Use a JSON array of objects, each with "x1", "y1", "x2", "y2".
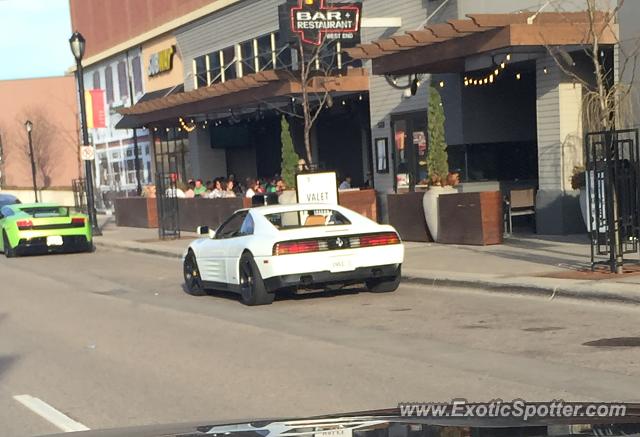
[{"x1": 0, "y1": 0, "x2": 75, "y2": 81}]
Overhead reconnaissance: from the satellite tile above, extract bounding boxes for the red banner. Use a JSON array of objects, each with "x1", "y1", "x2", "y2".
[{"x1": 85, "y1": 89, "x2": 106, "y2": 129}]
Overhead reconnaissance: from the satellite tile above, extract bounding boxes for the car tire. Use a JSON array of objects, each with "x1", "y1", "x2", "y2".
[
  {"x1": 3, "y1": 232, "x2": 16, "y2": 258},
  {"x1": 366, "y1": 266, "x2": 401, "y2": 293},
  {"x1": 239, "y1": 252, "x2": 274, "y2": 306},
  {"x1": 183, "y1": 250, "x2": 207, "y2": 296}
]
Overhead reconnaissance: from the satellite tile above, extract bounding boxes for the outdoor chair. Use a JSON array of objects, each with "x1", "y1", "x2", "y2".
[{"x1": 505, "y1": 188, "x2": 536, "y2": 234}]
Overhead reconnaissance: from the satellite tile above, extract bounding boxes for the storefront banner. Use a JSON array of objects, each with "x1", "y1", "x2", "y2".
[
  {"x1": 296, "y1": 171, "x2": 339, "y2": 204},
  {"x1": 280, "y1": 0, "x2": 362, "y2": 47},
  {"x1": 85, "y1": 89, "x2": 106, "y2": 129}
]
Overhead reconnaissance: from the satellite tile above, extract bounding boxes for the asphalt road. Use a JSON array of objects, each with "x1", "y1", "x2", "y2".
[{"x1": 1, "y1": 248, "x2": 640, "y2": 436}]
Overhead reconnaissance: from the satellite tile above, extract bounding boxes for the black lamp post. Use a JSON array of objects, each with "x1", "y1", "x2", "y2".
[
  {"x1": 24, "y1": 120, "x2": 38, "y2": 203},
  {"x1": 69, "y1": 31, "x2": 101, "y2": 236}
]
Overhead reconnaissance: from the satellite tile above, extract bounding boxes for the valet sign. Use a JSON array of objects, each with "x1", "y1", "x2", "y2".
[
  {"x1": 289, "y1": 0, "x2": 362, "y2": 46},
  {"x1": 296, "y1": 172, "x2": 339, "y2": 205}
]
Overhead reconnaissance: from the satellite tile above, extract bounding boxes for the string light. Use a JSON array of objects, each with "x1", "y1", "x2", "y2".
[
  {"x1": 179, "y1": 117, "x2": 197, "y2": 133},
  {"x1": 464, "y1": 54, "x2": 512, "y2": 87},
  {"x1": 543, "y1": 67, "x2": 549, "y2": 74},
  {"x1": 516, "y1": 73, "x2": 522, "y2": 80},
  {"x1": 439, "y1": 80, "x2": 445, "y2": 88}
]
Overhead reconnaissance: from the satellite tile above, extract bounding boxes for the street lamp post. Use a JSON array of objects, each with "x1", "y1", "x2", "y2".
[
  {"x1": 24, "y1": 120, "x2": 38, "y2": 203},
  {"x1": 69, "y1": 31, "x2": 101, "y2": 236}
]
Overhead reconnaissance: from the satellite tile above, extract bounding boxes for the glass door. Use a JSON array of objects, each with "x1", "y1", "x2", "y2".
[{"x1": 391, "y1": 111, "x2": 427, "y2": 192}]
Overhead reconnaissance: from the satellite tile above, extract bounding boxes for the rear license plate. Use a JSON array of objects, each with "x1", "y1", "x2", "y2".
[
  {"x1": 330, "y1": 255, "x2": 354, "y2": 272},
  {"x1": 46, "y1": 236, "x2": 63, "y2": 246}
]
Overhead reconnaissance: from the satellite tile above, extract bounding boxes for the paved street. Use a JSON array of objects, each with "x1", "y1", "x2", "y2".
[{"x1": 2, "y1": 248, "x2": 640, "y2": 436}]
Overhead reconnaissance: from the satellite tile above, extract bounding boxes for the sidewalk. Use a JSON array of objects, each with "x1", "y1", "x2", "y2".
[{"x1": 94, "y1": 216, "x2": 640, "y2": 305}]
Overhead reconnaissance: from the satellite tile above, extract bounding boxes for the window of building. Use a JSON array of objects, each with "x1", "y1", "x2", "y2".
[
  {"x1": 153, "y1": 128, "x2": 190, "y2": 182},
  {"x1": 222, "y1": 46, "x2": 236, "y2": 81},
  {"x1": 194, "y1": 56, "x2": 207, "y2": 88},
  {"x1": 240, "y1": 41, "x2": 255, "y2": 76},
  {"x1": 207, "y1": 51, "x2": 222, "y2": 84},
  {"x1": 131, "y1": 56, "x2": 143, "y2": 95},
  {"x1": 117, "y1": 61, "x2": 128, "y2": 99},
  {"x1": 257, "y1": 34, "x2": 275, "y2": 71},
  {"x1": 105, "y1": 66, "x2": 114, "y2": 104},
  {"x1": 92, "y1": 71, "x2": 101, "y2": 90}
]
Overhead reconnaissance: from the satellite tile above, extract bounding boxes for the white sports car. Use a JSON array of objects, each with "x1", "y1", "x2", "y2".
[{"x1": 183, "y1": 203, "x2": 404, "y2": 305}]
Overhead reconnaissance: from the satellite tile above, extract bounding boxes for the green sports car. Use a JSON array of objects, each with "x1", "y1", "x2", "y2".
[{"x1": 0, "y1": 203, "x2": 93, "y2": 257}]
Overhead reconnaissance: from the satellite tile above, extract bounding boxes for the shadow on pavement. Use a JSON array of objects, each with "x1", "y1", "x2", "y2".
[
  {"x1": 182, "y1": 284, "x2": 364, "y2": 305},
  {"x1": 454, "y1": 244, "x2": 590, "y2": 271},
  {"x1": 0, "y1": 314, "x2": 19, "y2": 381}
]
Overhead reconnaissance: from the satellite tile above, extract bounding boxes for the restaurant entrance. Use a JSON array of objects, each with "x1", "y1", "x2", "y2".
[{"x1": 391, "y1": 111, "x2": 427, "y2": 192}]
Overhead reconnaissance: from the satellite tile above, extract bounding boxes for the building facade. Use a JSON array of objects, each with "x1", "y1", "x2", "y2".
[
  {"x1": 0, "y1": 76, "x2": 80, "y2": 204},
  {"x1": 70, "y1": 0, "x2": 639, "y2": 234}
]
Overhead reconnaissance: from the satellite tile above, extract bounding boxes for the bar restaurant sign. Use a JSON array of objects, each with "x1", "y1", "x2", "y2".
[
  {"x1": 284, "y1": 0, "x2": 362, "y2": 47},
  {"x1": 148, "y1": 46, "x2": 176, "y2": 77}
]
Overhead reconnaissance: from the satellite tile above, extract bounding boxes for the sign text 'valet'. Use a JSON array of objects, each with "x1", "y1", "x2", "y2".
[{"x1": 287, "y1": 0, "x2": 362, "y2": 46}]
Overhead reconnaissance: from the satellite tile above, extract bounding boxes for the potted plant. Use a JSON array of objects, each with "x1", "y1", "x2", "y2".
[
  {"x1": 570, "y1": 166, "x2": 590, "y2": 230},
  {"x1": 422, "y1": 86, "x2": 457, "y2": 242},
  {"x1": 279, "y1": 116, "x2": 300, "y2": 205}
]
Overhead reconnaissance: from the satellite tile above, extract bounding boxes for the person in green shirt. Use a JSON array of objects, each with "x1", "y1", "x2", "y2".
[{"x1": 193, "y1": 179, "x2": 207, "y2": 197}]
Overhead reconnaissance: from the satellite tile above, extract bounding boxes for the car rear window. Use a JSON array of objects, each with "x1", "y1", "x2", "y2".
[
  {"x1": 265, "y1": 209, "x2": 351, "y2": 230},
  {"x1": 19, "y1": 206, "x2": 69, "y2": 218}
]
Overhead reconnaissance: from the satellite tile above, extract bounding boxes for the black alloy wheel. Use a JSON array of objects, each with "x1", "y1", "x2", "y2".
[
  {"x1": 239, "y1": 252, "x2": 274, "y2": 306},
  {"x1": 183, "y1": 251, "x2": 206, "y2": 296}
]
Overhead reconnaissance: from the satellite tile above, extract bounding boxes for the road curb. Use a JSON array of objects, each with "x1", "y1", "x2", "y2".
[
  {"x1": 402, "y1": 274, "x2": 640, "y2": 306},
  {"x1": 95, "y1": 241, "x2": 183, "y2": 259},
  {"x1": 96, "y1": 239, "x2": 640, "y2": 306}
]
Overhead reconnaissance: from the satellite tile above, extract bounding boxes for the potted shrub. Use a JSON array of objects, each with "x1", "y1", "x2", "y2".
[
  {"x1": 422, "y1": 86, "x2": 456, "y2": 241},
  {"x1": 279, "y1": 116, "x2": 300, "y2": 204},
  {"x1": 570, "y1": 166, "x2": 590, "y2": 230}
]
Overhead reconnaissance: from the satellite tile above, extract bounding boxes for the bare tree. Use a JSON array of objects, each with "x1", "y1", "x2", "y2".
[
  {"x1": 545, "y1": 0, "x2": 640, "y2": 273},
  {"x1": 545, "y1": 0, "x2": 638, "y2": 132},
  {"x1": 263, "y1": 38, "x2": 343, "y2": 166},
  {"x1": 16, "y1": 108, "x2": 57, "y2": 188}
]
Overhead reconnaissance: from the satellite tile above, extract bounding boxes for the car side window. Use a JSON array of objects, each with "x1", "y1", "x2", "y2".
[
  {"x1": 216, "y1": 211, "x2": 248, "y2": 239},
  {"x1": 239, "y1": 214, "x2": 254, "y2": 236},
  {"x1": 0, "y1": 207, "x2": 13, "y2": 218}
]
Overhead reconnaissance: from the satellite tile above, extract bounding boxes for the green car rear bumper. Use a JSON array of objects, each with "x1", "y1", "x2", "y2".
[{"x1": 12, "y1": 234, "x2": 92, "y2": 255}]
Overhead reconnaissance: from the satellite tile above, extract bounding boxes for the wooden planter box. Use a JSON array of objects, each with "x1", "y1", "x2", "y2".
[
  {"x1": 438, "y1": 191, "x2": 503, "y2": 245},
  {"x1": 114, "y1": 197, "x2": 158, "y2": 228},
  {"x1": 177, "y1": 198, "x2": 243, "y2": 232},
  {"x1": 387, "y1": 192, "x2": 433, "y2": 242},
  {"x1": 339, "y1": 189, "x2": 377, "y2": 222},
  {"x1": 113, "y1": 190, "x2": 379, "y2": 232}
]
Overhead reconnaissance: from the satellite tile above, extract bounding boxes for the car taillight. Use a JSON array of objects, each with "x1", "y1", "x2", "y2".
[
  {"x1": 71, "y1": 217, "x2": 86, "y2": 227},
  {"x1": 358, "y1": 232, "x2": 401, "y2": 248},
  {"x1": 16, "y1": 220, "x2": 33, "y2": 230},
  {"x1": 273, "y1": 240, "x2": 321, "y2": 256}
]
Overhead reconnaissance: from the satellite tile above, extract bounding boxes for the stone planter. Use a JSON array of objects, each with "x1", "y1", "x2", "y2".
[
  {"x1": 422, "y1": 186, "x2": 457, "y2": 242},
  {"x1": 278, "y1": 190, "x2": 298, "y2": 205}
]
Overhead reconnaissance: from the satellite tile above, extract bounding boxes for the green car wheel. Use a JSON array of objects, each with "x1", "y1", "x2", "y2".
[{"x1": 3, "y1": 231, "x2": 16, "y2": 258}]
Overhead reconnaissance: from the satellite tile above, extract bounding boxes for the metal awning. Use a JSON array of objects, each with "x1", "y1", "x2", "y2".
[
  {"x1": 115, "y1": 85, "x2": 185, "y2": 129},
  {"x1": 116, "y1": 68, "x2": 369, "y2": 128},
  {"x1": 344, "y1": 11, "x2": 618, "y2": 76}
]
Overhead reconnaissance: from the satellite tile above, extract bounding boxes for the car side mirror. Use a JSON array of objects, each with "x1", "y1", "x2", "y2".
[{"x1": 197, "y1": 226, "x2": 210, "y2": 236}]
